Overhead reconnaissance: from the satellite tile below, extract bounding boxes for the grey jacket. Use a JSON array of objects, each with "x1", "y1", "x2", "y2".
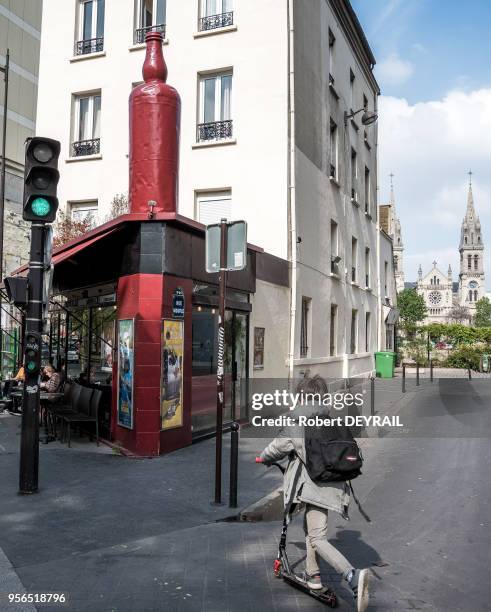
[{"x1": 260, "y1": 408, "x2": 350, "y2": 517}]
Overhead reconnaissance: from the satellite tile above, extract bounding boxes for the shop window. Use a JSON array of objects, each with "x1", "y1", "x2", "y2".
[
  {"x1": 253, "y1": 327, "x2": 265, "y2": 370},
  {"x1": 196, "y1": 190, "x2": 231, "y2": 225}
]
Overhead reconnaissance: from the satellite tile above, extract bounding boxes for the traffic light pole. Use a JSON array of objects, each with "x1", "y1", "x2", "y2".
[{"x1": 19, "y1": 223, "x2": 46, "y2": 494}]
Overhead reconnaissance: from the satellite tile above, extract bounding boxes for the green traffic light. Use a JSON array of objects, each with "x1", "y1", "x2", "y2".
[
  {"x1": 31, "y1": 197, "x2": 51, "y2": 217},
  {"x1": 26, "y1": 361, "x2": 37, "y2": 372}
]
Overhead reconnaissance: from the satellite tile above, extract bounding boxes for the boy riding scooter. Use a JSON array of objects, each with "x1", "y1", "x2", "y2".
[{"x1": 257, "y1": 374, "x2": 370, "y2": 612}]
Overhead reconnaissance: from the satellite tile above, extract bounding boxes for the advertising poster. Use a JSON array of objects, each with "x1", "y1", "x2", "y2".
[
  {"x1": 161, "y1": 319, "x2": 184, "y2": 430},
  {"x1": 117, "y1": 319, "x2": 134, "y2": 429}
]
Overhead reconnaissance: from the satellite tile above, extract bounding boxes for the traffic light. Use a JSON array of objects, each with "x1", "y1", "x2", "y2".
[
  {"x1": 23, "y1": 137, "x2": 60, "y2": 223},
  {"x1": 3, "y1": 276, "x2": 28, "y2": 308},
  {"x1": 24, "y1": 332, "x2": 42, "y2": 376}
]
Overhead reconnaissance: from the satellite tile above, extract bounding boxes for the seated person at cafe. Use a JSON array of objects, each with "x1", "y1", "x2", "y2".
[
  {"x1": 40, "y1": 366, "x2": 61, "y2": 393},
  {"x1": 14, "y1": 366, "x2": 25, "y2": 381}
]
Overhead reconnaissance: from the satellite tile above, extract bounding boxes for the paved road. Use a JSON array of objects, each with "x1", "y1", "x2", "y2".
[{"x1": 0, "y1": 377, "x2": 489, "y2": 611}]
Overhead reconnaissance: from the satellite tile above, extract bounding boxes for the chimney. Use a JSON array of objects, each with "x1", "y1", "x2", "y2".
[{"x1": 128, "y1": 32, "x2": 181, "y2": 215}]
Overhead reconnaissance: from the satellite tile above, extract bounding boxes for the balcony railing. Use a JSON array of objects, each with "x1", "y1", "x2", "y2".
[
  {"x1": 329, "y1": 163, "x2": 336, "y2": 179},
  {"x1": 74, "y1": 37, "x2": 104, "y2": 56},
  {"x1": 199, "y1": 11, "x2": 234, "y2": 31},
  {"x1": 351, "y1": 267, "x2": 357, "y2": 283},
  {"x1": 197, "y1": 120, "x2": 233, "y2": 142},
  {"x1": 71, "y1": 138, "x2": 100, "y2": 158},
  {"x1": 134, "y1": 23, "x2": 166, "y2": 45}
]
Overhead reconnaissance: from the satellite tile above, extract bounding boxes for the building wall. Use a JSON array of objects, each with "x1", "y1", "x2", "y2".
[
  {"x1": 292, "y1": 0, "x2": 379, "y2": 379},
  {"x1": 378, "y1": 229, "x2": 397, "y2": 351},
  {"x1": 0, "y1": 0, "x2": 41, "y2": 275},
  {"x1": 36, "y1": 0, "x2": 289, "y2": 259}
]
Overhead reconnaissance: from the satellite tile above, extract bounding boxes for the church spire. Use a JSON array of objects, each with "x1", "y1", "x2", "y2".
[
  {"x1": 465, "y1": 170, "x2": 476, "y2": 221},
  {"x1": 389, "y1": 172, "x2": 395, "y2": 207}
]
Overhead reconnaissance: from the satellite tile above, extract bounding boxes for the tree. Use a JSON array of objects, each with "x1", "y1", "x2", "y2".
[
  {"x1": 53, "y1": 210, "x2": 93, "y2": 248},
  {"x1": 104, "y1": 193, "x2": 128, "y2": 221},
  {"x1": 397, "y1": 288, "x2": 427, "y2": 335},
  {"x1": 448, "y1": 305, "x2": 471, "y2": 325},
  {"x1": 474, "y1": 297, "x2": 491, "y2": 328}
]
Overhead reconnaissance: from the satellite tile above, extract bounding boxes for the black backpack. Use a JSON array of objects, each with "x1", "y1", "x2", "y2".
[{"x1": 303, "y1": 422, "x2": 363, "y2": 483}]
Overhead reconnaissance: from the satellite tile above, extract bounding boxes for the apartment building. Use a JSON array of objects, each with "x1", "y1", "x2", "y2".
[
  {"x1": 36, "y1": 0, "x2": 380, "y2": 382},
  {"x1": 0, "y1": 0, "x2": 41, "y2": 275}
]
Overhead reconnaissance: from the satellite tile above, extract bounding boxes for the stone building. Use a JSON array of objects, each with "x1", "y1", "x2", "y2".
[
  {"x1": 379, "y1": 177, "x2": 404, "y2": 294},
  {"x1": 417, "y1": 178, "x2": 486, "y2": 324}
]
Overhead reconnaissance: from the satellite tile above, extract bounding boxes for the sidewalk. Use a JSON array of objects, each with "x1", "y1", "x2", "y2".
[{"x1": 0, "y1": 380, "x2": 427, "y2": 612}]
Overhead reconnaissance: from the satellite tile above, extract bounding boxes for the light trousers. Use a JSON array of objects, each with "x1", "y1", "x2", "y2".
[{"x1": 303, "y1": 504, "x2": 353, "y2": 577}]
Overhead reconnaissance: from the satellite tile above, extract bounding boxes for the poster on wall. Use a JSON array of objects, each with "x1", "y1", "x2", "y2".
[
  {"x1": 161, "y1": 319, "x2": 184, "y2": 430},
  {"x1": 117, "y1": 319, "x2": 134, "y2": 429}
]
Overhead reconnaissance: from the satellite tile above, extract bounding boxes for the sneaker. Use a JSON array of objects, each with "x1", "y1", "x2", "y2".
[
  {"x1": 346, "y1": 568, "x2": 370, "y2": 612},
  {"x1": 305, "y1": 572, "x2": 323, "y2": 590}
]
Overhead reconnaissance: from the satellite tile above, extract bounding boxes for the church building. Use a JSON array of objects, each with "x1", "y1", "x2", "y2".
[
  {"x1": 417, "y1": 177, "x2": 486, "y2": 324},
  {"x1": 379, "y1": 176, "x2": 405, "y2": 294}
]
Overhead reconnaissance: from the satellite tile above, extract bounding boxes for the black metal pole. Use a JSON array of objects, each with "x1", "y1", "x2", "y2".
[
  {"x1": 0, "y1": 50, "x2": 10, "y2": 381},
  {"x1": 468, "y1": 367, "x2": 471, "y2": 381},
  {"x1": 430, "y1": 358, "x2": 433, "y2": 383},
  {"x1": 416, "y1": 363, "x2": 420, "y2": 386},
  {"x1": 229, "y1": 421, "x2": 239, "y2": 508},
  {"x1": 427, "y1": 331, "x2": 430, "y2": 365},
  {"x1": 19, "y1": 223, "x2": 46, "y2": 494},
  {"x1": 213, "y1": 218, "x2": 227, "y2": 505},
  {"x1": 370, "y1": 376, "x2": 375, "y2": 416},
  {"x1": 402, "y1": 364, "x2": 406, "y2": 393}
]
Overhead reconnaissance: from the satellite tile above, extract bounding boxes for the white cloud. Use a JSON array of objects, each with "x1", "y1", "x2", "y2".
[
  {"x1": 378, "y1": 89, "x2": 491, "y2": 289},
  {"x1": 376, "y1": 53, "x2": 414, "y2": 85}
]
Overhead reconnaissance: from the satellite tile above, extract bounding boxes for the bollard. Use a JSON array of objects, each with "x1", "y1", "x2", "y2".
[
  {"x1": 402, "y1": 364, "x2": 406, "y2": 393},
  {"x1": 229, "y1": 422, "x2": 240, "y2": 509},
  {"x1": 430, "y1": 358, "x2": 434, "y2": 383},
  {"x1": 370, "y1": 376, "x2": 375, "y2": 416},
  {"x1": 416, "y1": 363, "x2": 420, "y2": 386}
]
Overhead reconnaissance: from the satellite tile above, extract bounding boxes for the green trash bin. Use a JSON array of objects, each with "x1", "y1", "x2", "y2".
[{"x1": 375, "y1": 351, "x2": 396, "y2": 378}]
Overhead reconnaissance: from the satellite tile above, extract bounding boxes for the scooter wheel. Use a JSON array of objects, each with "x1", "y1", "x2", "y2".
[{"x1": 273, "y1": 558, "x2": 282, "y2": 577}]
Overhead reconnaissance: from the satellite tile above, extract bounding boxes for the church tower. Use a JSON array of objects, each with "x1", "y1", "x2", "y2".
[
  {"x1": 389, "y1": 176, "x2": 405, "y2": 293},
  {"x1": 459, "y1": 172, "x2": 485, "y2": 313}
]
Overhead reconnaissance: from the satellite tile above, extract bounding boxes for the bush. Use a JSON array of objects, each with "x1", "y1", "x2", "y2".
[{"x1": 445, "y1": 346, "x2": 482, "y2": 370}]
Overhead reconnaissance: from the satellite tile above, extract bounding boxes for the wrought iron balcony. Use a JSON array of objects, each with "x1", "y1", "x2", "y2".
[
  {"x1": 71, "y1": 138, "x2": 100, "y2": 157},
  {"x1": 329, "y1": 163, "x2": 336, "y2": 178},
  {"x1": 197, "y1": 120, "x2": 233, "y2": 142},
  {"x1": 134, "y1": 23, "x2": 166, "y2": 45},
  {"x1": 74, "y1": 37, "x2": 104, "y2": 56},
  {"x1": 199, "y1": 11, "x2": 234, "y2": 32}
]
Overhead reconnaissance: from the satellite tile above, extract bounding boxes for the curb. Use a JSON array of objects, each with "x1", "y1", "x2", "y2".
[{"x1": 239, "y1": 486, "x2": 284, "y2": 522}]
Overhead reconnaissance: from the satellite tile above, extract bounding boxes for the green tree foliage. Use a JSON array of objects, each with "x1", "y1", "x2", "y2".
[
  {"x1": 445, "y1": 346, "x2": 482, "y2": 370},
  {"x1": 397, "y1": 289, "x2": 427, "y2": 333},
  {"x1": 474, "y1": 297, "x2": 491, "y2": 328}
]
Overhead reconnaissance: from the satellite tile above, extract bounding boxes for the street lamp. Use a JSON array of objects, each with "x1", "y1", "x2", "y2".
[{"x1": 344, "y1": 107, "x2": 378, "y2": 127}]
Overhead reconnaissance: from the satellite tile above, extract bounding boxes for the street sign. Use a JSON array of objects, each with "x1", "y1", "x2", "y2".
[
  {"x1": 205, "y1": 220, "x2": 247, "y2": 273},
  {"x1": 172, "y1": 287, "x2": 185, "y2": 318}
]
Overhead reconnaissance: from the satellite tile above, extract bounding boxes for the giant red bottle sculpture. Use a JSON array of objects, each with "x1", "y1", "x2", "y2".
[{"x1": 129, "y1": 31, "x2": 181, "y2": 215}]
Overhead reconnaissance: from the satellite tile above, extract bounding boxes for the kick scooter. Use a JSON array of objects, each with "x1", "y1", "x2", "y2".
[{"x1": 256, "y1": 458, "x2": 337, "y2": 607}]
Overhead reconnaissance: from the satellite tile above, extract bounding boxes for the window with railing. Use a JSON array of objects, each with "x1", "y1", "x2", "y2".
[
  {"x1": 197, "y1": 72, "x2": 233, "y2": 142},
  {"x1": 351, "y1": 237, "x2": 357, "y2": 283},
  {"x1": 329, "y1": 119, "x2": 337, "y2": 180},
  {"x1": 364, "y1": 166, "x2": 370, "y2": 214},
  {"x1": 199, "y1": 0, "x2": 233, "y2": 31},
  {"x1": 70, "y1": 201, "x2": 98, "y2": 228},
  {"x1": 75, "y1": 0, "x2": 105, "y2": 56},
  {"x1": 300, "y1": 297, "x2": 311, "y2": 358},
  {"x1": 365, "y1": 247, "x2": 370, "y2": 288},
  {"x1": 351, "y1": 148, "x2": 357, "y2": 202},
  {"x1": 330, "y1": 220, "x2": 339, "y2": 274},
  {"x1": 71, "y1": 93, "x2": 101, "y2": 157},
  {"x1": 134, "y1": 0, "x2": 166, "y2": 44},
  {"x1": 350, "y1": 309, "x2": 358, "y2": 354},
  {"x1": 330, "y1": 304, "x2": 337, "y2": 357}
]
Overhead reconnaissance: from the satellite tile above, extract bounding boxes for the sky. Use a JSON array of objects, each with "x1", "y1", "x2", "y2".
[{"x1": 351, "y1": 0, "x2": 491, "y2": 288}]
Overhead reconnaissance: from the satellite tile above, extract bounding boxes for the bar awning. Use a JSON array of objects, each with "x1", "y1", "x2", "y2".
[{"x1": 52, "y1": 227, "x2": 119, "y2": 266}]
